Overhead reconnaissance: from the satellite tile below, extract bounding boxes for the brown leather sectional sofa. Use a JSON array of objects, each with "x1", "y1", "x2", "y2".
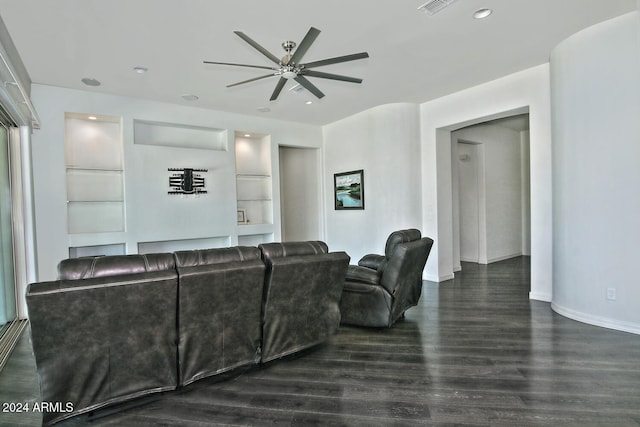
[{"x1": 26, "y1": 241, "x2": 349, "y2": 425}]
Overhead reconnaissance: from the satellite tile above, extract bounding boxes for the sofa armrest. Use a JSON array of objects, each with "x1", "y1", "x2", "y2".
[
  {"x1": 346, "y1": 264, "x2": 381, "y2": 286},
  {"x1": 357, "y1": 254, "x2": 385, "y2": 270}
]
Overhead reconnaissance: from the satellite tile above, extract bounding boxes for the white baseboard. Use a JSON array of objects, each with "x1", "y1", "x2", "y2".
[
  {"x1": 551, "y1": 302, "x2": 640, "y2": 336},
  {"x1": 461, "y1": 254, "x2": 524, "y2": 265},
  {"x1": 485, "y1": 253, "x2": 523, "y2": 264},
  {"x1": 423, "y1": 272, "x2": 454, "y2": 282},
  {"x1": 529, "y1": 291, "x2": 552, "y2": 302}
]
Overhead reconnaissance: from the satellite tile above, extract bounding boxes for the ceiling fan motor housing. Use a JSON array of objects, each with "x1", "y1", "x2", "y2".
[{"x1": 282, "y1": 41, "x2": 296, "y2": 52}]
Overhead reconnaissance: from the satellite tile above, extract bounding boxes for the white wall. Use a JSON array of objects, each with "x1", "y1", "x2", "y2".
[
  {"x1": 521, "y1": 131, "x2": 531, "y2": 256},
  {"x1": 550, "y1": 11, "x2": 640, "y2": 334},
  {"x1": 452, "y1": 123, "x2": 525, "y2": 264},
  {"x1": 323, "y1": 103, "x2": 422, "y2": 262},
  {"x1": 419, "y1": 65, "x2": 552, "y2": 298},
  {"x1": 455, "y1": 141, "x2": 482, "y2": 264},
  {"x1": 279, "y1": 146, "x2": 322, "y2": 241},
  {"x1": 30, "y1": 84, "x2": 322, "y2": 281}
]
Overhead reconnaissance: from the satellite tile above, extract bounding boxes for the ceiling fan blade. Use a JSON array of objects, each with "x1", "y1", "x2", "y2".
[
  {"x1": 302, "y1": 52, "x2": 369, "y2": 69},
  {"x1": 227, "y1": 74, "x2": 275, "y2": 88},
  {"x1": 300, "y1": 70, "x2": 363, "y2": 84},
  {"x1": 289, "y1": 27, "x2": 321, "y2": 65},
  {"x1": 294, "y1": 75, "x2": 325, "y2": 99},
  {"x1": 270, "y1": 77, "x2": 287, "y2": 101},
  {"x1": 234, "y1": 31, "x2": 281, "y2": 65},
  {"x1": 204, "y1": 60, "x2": 275, "y2": 70}
]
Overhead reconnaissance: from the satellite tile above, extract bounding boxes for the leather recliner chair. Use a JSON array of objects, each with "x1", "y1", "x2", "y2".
[{"x1": 339, "y1": 229, "x2": 434, "y2": 328}]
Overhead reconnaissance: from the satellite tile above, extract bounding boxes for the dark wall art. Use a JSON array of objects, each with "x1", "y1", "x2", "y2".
[{"x1": 168, "y1": 168, "x2": 207, "y2": 195}]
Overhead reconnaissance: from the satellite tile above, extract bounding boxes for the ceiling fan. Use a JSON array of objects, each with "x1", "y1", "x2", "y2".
[{"x1": 204, "y1": 27, "x2": 369, "y2": 101}]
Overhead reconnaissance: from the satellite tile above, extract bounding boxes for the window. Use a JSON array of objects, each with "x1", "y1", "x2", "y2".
[{"x1": 0, "y1": 125, "x2": 17, "y2": 334}]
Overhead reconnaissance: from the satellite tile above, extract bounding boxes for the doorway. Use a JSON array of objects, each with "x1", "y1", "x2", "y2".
[
  {"x1": 451, "y1": 114, "x2": 531, "y2": 270},
  {"x1": 278, "y1": 146, "x2": 322, "y2": 241}
]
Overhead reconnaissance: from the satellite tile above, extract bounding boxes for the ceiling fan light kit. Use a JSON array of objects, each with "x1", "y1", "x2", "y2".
[{"x1": 204, "y1": 27, "x2": 369, "y2": 101}]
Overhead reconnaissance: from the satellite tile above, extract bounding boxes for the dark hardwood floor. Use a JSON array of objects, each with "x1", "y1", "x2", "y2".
[{"x1": 2, "y1": 256, "x2": 640, "y2": 426}]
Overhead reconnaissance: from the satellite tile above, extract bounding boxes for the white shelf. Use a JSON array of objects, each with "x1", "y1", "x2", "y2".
[
  {"x1": 66, "y1": 169, "x2": 123, "y2": 202},
  {"x1": 67, "y1": 201, "x2": 124, "y2": 234},
  {"x1": 68, "y1": 232, "x2": 127, "y2": 248},
  {"x1": 69, "y1": 243, "x2": 126, "y2": 258},
  {"x1": 237, "y1": 224, "x2": 274, "y2": 235},
  {"x1": 66, "y1": 166, "x2": 123, "y2": 172}
]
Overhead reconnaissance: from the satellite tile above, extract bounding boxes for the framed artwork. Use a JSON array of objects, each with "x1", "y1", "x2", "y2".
[
  {"x1": 237, "y1": 208, "x2": 247, "y2": 224},
  {"x1": 334, "y1": 169, "x2": 364, "y2": 210}
]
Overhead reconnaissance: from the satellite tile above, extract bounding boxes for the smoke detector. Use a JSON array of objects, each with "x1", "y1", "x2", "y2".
[{"x1": 417, "y1": 0, "x2": 459, "y2": 15}]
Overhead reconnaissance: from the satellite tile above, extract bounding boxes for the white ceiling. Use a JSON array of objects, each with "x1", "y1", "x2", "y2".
[{"x1": 0, "y1": 0, "x2": 635, "y2": 125}]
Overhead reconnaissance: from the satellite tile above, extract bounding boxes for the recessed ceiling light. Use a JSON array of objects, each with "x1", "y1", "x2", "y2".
[
  {"x1": 473, "y1": 8, "x2": 492, "y2": 19},
  {"x1": 87, "y1": 116, "x2": 97, "y2": 120},
  {"x1": 305, "y1": 101, "x2": 313, "y2": 105},
  {"x1": 181, "y1": 94, "x2": 199, "y2": 101},
  {"x1": 133, "y1": 66, "x2": 148, "y2": 74},
  {"x1": 244, "y1": 134, "x2": 251, "y2": 137},
  {"x1": 81, "y1": 77, "x2": 101, "y2": 86},
  {"x1": 256, "y1": 107, "x2": 271, "y2": 113}
]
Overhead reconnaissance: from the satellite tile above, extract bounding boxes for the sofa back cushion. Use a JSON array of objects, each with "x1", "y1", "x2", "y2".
[
  {"x1": 173, "y1": 246, "x2": 265, "y2": 386},
  {"x1": 174, "y1": 246, "x2": 261, "y2": 267},
  {"x1": 258, "y1": 241, "x2": 349, "y2": 363},
  {"x1": 384, "y1": 228, "x2": 422, "y2": 259},
  {"x1": 258, "y1": 241, "x2": 328, "y2": 261},
  {"x1": 58, "y1": 253, "x2": 176, "y2": 280}
]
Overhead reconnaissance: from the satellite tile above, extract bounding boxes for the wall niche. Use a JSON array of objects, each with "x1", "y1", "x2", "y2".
[
  {"x1": 235, "y1": 132, "x2": 273, "y2": 226},
  {"x1": 65, "y1": 113, "x2": 124, "y2": 234}
]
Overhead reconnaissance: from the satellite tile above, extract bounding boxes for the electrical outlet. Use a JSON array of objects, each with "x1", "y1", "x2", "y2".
[{"x1": 606, "y1": 287, "x2": 617, "y2": 301}]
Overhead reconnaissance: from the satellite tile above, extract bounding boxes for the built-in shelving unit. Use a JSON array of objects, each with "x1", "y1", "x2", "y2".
[
  {"x1": 235, "y1": 132, "x2": 274, "y2": 244},
  {"x1": 63, "y1": 118, "x2": 278, "y2": 258}
]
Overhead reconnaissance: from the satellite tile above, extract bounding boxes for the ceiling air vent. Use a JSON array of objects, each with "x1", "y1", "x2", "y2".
[{"x1": 417, "y1": 0, "x2": 459, "y2": 15}]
